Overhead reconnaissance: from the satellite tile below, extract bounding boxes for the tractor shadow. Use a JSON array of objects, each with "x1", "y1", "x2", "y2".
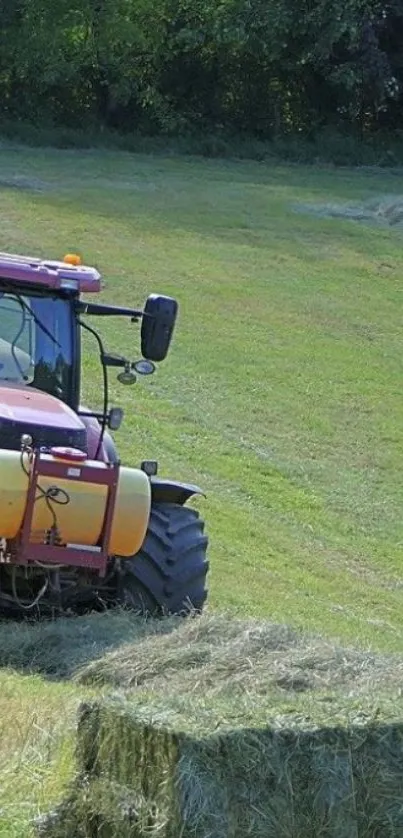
[{"x1": 0, "y1": 609, "x2": 180, "y2": 681}]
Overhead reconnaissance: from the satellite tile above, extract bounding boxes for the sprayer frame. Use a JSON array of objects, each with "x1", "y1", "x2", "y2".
[{"x1": 9, "y1": 450, "x2": 120, "y2": 576}]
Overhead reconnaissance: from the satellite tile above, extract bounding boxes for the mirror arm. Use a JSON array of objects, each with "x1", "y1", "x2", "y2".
[
  {"x1": 76, "y1": 301, "x2": 143, "y2": 321},
  {"x1": 101, "y1": 353, "x2": 127, "y2": 368}
]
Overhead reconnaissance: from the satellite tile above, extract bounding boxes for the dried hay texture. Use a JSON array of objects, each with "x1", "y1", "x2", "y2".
[
  {"x1": 0, "y1": 609, "x2": 180, "y2": 677},
  {"x1": 37, "y1": 614, "x2": 403, "y2": 838},
  {"x1": 39, "y1": 697, "x2": 403, "y2": 838},
  {"x1": 292, "y1": 194, "x2": 403, "y2": 228},
  {"x1": 0, "y1": 175, "x2": 51, "y2": 192},
  {"x1": 76, "y1": 612, "x2": 403, "y2": 704}
]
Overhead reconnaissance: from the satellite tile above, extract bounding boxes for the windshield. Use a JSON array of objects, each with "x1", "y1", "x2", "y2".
[{"x1": 0, "y1": 292, "x2": 74, "y2": 401}]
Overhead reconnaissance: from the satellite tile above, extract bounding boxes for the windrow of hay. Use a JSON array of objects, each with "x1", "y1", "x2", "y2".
[
  {"x1": 292, "y1": 194, "x2": 403, "y2": 228},
  {"x1": 0, "y1": 175, "x2": 52, "y2": 192},
  {"x1": 35, "y1": 612, "x2": 403, "y2": 837},
  {"x1": 76, "y1": 611, "x2": 403, "y2": 702}
]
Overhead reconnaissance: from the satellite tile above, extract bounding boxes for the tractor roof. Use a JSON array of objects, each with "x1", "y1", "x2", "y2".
[{"x1": 0, "y1": 252, "x2": 101, "y2": 293}]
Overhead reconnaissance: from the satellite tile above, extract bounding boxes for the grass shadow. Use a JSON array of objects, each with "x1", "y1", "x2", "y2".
[{"x1": 0, "y1": 609, "x2": 181, "y2": 680}]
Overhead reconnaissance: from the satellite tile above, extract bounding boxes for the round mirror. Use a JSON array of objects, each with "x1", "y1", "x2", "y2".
[
  {"x1": 117, "y1": 369, "x2": 136, "y2": 385},
  {"x1": 134, "y1": 359, "x2": 156, "y2": 376}
]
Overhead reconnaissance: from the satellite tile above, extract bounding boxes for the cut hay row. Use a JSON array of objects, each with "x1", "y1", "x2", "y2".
[
  {"x1": 292, "y1": 194, "x2": 403, "y2": 228},
  {"x1": 34, "y1": 612, "x2": 403, "y2": 838},
  {"x1": 74, "y1": 612, "x2": 403, "y2": 700}
]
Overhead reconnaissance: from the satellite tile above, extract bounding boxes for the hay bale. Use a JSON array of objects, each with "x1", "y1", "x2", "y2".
[
  {"x1": 37, "y1": 778, "x2": 156, "y2": 838},
  {"x1": 40, "y1": 695, "x2": 403, "y2": 838},
  {"x1": 37, "y1": 614, "x2": 403, "y2": 836}
]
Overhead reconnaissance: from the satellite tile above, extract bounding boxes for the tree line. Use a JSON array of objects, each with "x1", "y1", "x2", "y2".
[{"x1": 1, "y1": 0, "x2": 402, "y2": 141}]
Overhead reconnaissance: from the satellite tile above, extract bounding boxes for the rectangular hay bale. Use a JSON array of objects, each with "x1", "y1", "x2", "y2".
[
  {"x1": 63, "y1": 697, "x2": 403, "y2": 838},
  {"x1": 37, "y1": 778, "x2": 160, "y2": 838}
]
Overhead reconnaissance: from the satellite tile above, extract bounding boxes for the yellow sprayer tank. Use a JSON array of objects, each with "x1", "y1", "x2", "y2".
[{"x1": 0, "y1": 449, "x2": 151, "y2": 558}]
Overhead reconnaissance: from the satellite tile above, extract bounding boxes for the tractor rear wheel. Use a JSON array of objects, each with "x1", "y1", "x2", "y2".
[{"x1": 117, "y1": 502, "x2": 209, "y2": 616}]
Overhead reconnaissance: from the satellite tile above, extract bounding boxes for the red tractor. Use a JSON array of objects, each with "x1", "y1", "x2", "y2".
[{"x1": 0, "y1": 252, "x2": 208, "y2": 617}]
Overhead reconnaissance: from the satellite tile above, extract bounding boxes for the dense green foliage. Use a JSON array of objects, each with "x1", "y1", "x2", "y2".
[{"x1": 1, "y1": 0, "x2": 402, "y2": 141}]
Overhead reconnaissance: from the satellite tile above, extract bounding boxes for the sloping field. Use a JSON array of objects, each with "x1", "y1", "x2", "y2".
[
  {"x1": 0, "y1": 146, "x2": 403, "y2": 834},
  {"x1": 1, "y1": 147, "x2": 403, "y2": 648}
]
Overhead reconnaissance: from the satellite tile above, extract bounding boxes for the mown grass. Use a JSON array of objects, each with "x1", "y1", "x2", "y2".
[
  {"x1": 0, "y1": 672, "x2": 80, "y2": 837},
  {"x1": 1, "y1": 146, "x2": 403, "y2": 832},
  {"x1": 1, "y1": 147, "x2": 403, "y2": 647}
]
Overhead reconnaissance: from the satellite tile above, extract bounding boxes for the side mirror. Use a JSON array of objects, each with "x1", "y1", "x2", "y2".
[
  {"x1": 141, "y1": 294, "x2": 178, "y2": 362},
  {"x1": 108, "y1": 407, "x2": 124, "y2": 430}
]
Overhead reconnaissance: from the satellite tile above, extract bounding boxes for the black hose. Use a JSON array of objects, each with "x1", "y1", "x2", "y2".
[
  {"x1": 11, "y1": 566, "x2": 48, "y2": 610},
  {"x1": 78, "y1": 319, "x2": 109, "y2": 460}
]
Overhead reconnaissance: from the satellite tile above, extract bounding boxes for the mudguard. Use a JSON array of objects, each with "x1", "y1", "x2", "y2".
[
  {"x1": 102, "y1": 430, "x2": 119, "y2": 463},
  {"x1": 150, "y1": 477, "x2": 205, "y2": 505},
  {"x1": 80, "y1": 406, "x2": 119, "y2": 463}
]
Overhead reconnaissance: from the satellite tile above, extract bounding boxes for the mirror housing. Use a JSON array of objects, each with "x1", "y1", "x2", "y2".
[
  {"x1": 117, "y1": 365, "x2": 136, "y2": 385},
  {"x1": 141, "y1": 294, "x2": 178, "y2": 362},
  {"x1": 108, "y1": 407, "x2": 124, "y2": 431}
]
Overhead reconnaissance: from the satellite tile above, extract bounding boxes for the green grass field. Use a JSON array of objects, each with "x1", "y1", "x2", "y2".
[{"x1": 1, "y1": 146, "x2": 403, "y2": 834}]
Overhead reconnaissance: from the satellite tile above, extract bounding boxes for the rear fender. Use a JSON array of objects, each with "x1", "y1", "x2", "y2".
[
  {"x1": 150, "y1": 477, "x2": 205, "y2": 506},
  {"x1": 80, "y1": 407, "x2": 119, "y2": 463}
]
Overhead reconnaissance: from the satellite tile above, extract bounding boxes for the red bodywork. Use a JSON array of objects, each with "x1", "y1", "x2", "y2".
[
  {"x1": 0, "y1": 382, "x2": 86, "y2": 431},
  {"x1": 0, "y1": 252, "x2": 101, "y2": 293},
  {"x1": 0, "y1": 384, "x2": 110, "y2": 462},
  {"x1": 81, "y1": 412, "x2": 111, "y2": 462}
]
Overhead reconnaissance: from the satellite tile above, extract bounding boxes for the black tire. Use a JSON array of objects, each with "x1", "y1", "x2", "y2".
[{"x1": 117, "y1": 502, "x2": 209, "y2": 616}]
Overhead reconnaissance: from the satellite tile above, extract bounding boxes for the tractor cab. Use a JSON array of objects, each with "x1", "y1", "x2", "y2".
[
  {"x1": 0, "y1": 252, "x2": 100, "y2": 407},
  {"x1": 0, "y1": 289, "x2": 74, "y2": 400},
  {"x1": 0, "y1": 251, "x2": 178, "y2": 454},
  {"x1": 0, "y1": 251, "x2": 208, "y2": 620}
]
